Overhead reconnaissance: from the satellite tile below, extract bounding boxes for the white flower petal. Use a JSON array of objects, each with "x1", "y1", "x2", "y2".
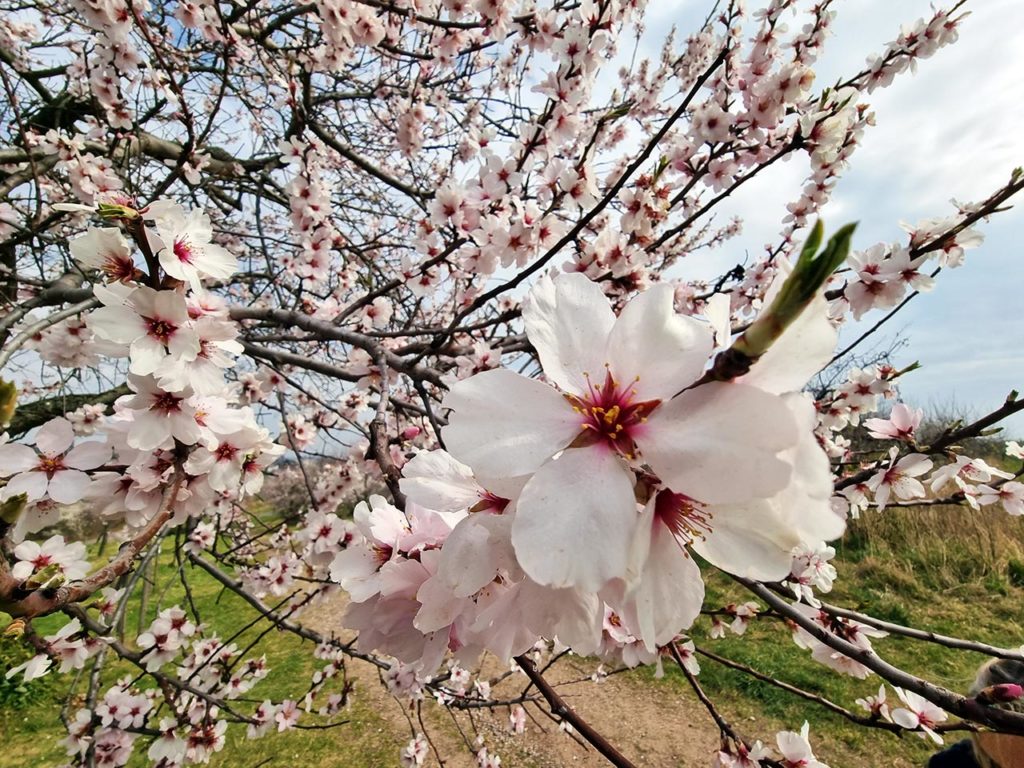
[
  {"x1": 638, "y1": 382, "x2": 797, "y2": 504},
  {"x1": 0, "y1": 444, "x2": 39, "y2": 475},
  {"x1": 437, "y1": 513, "x2": 516, "y2": 597},
  {"x1": 47, "y1": 470, "x2": 91, "y2": 504},
  {"x1": 511, "y1": 447, "x2": 637, "y2": 592},
  {"x1": 399, "y1": 450, "x2": 483, "y2": 512},
  {"x1": 694, "y1": 498, "x2": 805, "y2": 580},
  {"x1": 35, "y1": 418, "x2": 74, "y2": 456},
  {"x1": 5, "y1": 471, "x2": 49, "y2": 501},
  {"x1": 522, "y1": 272, "x2": 615, "y2": 395},
  {"x1": 615, "y1": 513, "x2": 704, "y2": 651},
  {"x1": 742, "y1": 270, "x2": 837, "y2": 395},
  {"x1": 606, "y1": 283, "x2": 713, "y2": 401},
  {"x1": 442, "y1": 369, "x2": 580, "y2": 478},
  {"x1": 65, "y1": 441, "x2": 112, "y2": 471}
]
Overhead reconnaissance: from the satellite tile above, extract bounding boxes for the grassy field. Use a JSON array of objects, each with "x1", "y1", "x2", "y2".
[
  {"x1": 0, "y1": 541, "x2": 396, "y2": 768},
  {"x1": 2, "y1": 501, "x2": 1023, "y2": 767}
]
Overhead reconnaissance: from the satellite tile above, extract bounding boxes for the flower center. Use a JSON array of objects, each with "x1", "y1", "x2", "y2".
[
  {"x1": 215, "y1": 443, "x2": 239, "y2": 462},
  {"x1": 37, "y1": 454, "x2": 66, "y2": 476},
  {"x1": 470, "y1": 491, "x2": 510, "y2": 514},
  {"x1": 151, "y1": 391, "x2": 184, "y2": 414},
  {"x1": 654, "y1": 489, "x2": 713, "y2": 545},
  {"x1": 146, "y1": 317, "x2": 177, "y2": 344},
  {"x1": 567, "y1": 370, "x2": 659, "y2": 456},
  {"x1": 173, "y1": 238, "x2": 196, "y2": 264}
]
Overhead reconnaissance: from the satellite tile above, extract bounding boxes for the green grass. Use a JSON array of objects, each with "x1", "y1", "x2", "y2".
[
  {"x1": 3, "y1": 514, "x2": 1022, "y2": 767},
  {"x1": 0, "y1": 542, "x2": 395, "y2": 768},
  {"x1": 643, "y1": 552, "x2": 1024, "y2": 767}
]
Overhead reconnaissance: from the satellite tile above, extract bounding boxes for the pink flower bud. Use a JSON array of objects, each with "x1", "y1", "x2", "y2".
[
  {"x1": 991, "y1": 683, "x2": 1024, "y2": 702},
  {"x1": 401, "y1": 426, "x2": 421, "y2": 440},
  {"x1": 975, "y1": 683, "x2": 1024, "y2": 705}
]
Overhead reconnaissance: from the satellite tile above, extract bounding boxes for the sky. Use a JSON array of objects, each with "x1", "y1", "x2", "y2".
[{"x1": 629, "y1": 0, "x2": 1024, "y2": 436}]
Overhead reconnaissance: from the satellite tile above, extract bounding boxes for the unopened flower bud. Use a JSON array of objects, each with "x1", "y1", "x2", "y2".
[
  {"x1": 976, "y1": 683, "x2": 1024, "y2": 705},
  {"x1": 734, "y1": 221, "x2": 857, "y2": 361}
]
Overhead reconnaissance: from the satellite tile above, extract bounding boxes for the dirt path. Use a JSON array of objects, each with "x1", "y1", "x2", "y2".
[{"x1": 304, "y1": 593, "x2": 720, "y2": 767}]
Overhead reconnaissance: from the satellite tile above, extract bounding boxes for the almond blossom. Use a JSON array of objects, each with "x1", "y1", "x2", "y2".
[
  {"x1": 11, "y1": 533, "x2": 90, "y2": 583},
  {"x1": 89, "y1": 286, "x2": 200, "y2": 376},
  {"x1": 890, "y1": 687, "x2": 948, "y2": 744},
  {"x1": 929, "y1": 454, "x2": 1014, "y2": 495},
  {"x1": 0, "y1": 418, "x2": 110, "y2": 504},
  {"x1": 857, "y1": 685, "x2": 892, "y2": 722},
  {"x1": 864, "y1": 403, "x2": 922, "y2": 441},
  {"x1": 976, "y1": 481, "x2": 1024, "y2": 516},
  {"x1": 145, "y1": 201, "x2": 237, "y2": 292},
  {"x1": 5, "y1": 618, "x2": 93, "y2": 681},
  {"x1": 777, "y1": 722, "x2": 830, "y2": 768},
  {"x1": 865, "y1": 448, "x2": 933, "y2": 510},
  {"x1": 69, "y1": 227, "x2": 137, "y2": 282},
  {"x1": 401, "y1": 734, "x2": 428, "y2": 767},
  {"x1": 443, "y1": 272, "x2": 820, "y2": 593}
]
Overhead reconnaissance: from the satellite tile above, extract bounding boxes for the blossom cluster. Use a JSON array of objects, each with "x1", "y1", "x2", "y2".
[{"x1": 330, "y1": 270, "x2": 846, "y2": 675}]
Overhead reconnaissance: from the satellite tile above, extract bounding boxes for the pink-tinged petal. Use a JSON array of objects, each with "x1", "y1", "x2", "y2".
[
  {"x1": 399, "y1": 450, "x2": 483, "y2": 513},
  {"x1": 434, "y1": 517, "x2": 494, "y2": 596},
  {"x1": 442, "y1": 369, "x2": 580, "y2": 478},
  {"x1": 5, "y1": 471, "x2": 49, "y2": 501},
  {"x1": 167, "y1": 329, "x2": 201, "y2": 362},
  {"x1": 436, "y1": 514, "x2": 516, "y2": 598},
  {"x1": 151, "y1": 289, "x2": 190, "y2": 324},
  {"x1": 638, "y1": 382, "x2": 797, "y2": 504},
  {"x1": 890, "y1": 709, "x2": 920, "y2": 730},
  {"x1": 35, "y1": 418, "x2": 74, "y2": 456},
  {"x1": 65, "y1": 441, "x2": 112, "y2": 471},
  {"x1": 612, "y1": 509, "x2": 705, "y2": 651},
  {"x1": 694, "y1": 498, "x2": 804, "y2": 581},
  {"x1": 511, "y1": 447, "x2": 637, "y2": 592},
  {"x1": 47, "y1": 470, "x2": 91, "y2": 504},
  {"x1": 129, "y1": 337, "x2": 168, "y2": 376},
  {"x1": 414, "y1": 576, "x2": 467, "y2": 633},
  {"x1": 358, "y1": 495, "x2": 409, "y2": 547},
  {"x1": 521, "y1": 273, "x2": 615, "y2": 395},
  {"x1": 379, "y1": 558, "x2": 431, "y2": 601},
  {"x1": 518, "y1": 580, "x2": 604, "y2": 656},
  {"x1": 742, "y1": 287, "x2": 836, "y2": 395},
  {"x1": 0, "y1": 443, "x2": 39, "y2": 475},
  {"x1": 605, "y1": 284, "x2": 713, "y2": 400},
  {"x1": 329, "y1": 547, "x2": 382, "y2": 603},
  {"x1": 87, "y1": 305, "x2": 144, "y2": 344},
  {"x1": 891, "y1": 404, "x2": 914, "y2": 431}
]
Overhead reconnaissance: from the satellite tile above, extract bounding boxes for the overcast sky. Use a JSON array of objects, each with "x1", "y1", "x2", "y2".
[{"x1": 633, "y1": 0, "x2": 1024, "y2": 435}]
